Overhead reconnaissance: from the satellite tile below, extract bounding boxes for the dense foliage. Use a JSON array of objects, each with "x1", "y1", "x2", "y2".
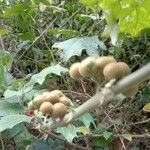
[{"x1": 0, "y1": 0, "x2": 150, "y2": 149}]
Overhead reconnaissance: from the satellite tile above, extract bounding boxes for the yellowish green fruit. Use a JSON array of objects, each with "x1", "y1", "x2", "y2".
[
  {"x1": 122, "y1": 84, "x2": 139, "y2": 98},
  {"x1": 39, "y1": 102, "x2": 53, "y2": 114},
  {"x1": 69, "y1": 63, "x2": 82, "y2": 80},
  {"x1": 52, "y1": 103, "x2": 66, "y2": 119},
  {"x1": 79, "y1": 57, "x2": 97, "y2": 77}
]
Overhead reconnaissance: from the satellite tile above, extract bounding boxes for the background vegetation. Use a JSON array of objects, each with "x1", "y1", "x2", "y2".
[{"x1": 0, "y1": 0, "x2": 150, "y2": 149}]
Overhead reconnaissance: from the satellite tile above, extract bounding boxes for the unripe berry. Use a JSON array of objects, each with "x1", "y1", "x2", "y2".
[
  {"x1": 51, "y1": 90, "x2": 64, "y2": 98},
  {"x1": 33, "y1": 95, "x2": 45, "y2": 109},
  {"x1": 79, "y1": 57, "x2": 97, "y2": 77},
  {"x1": 42, "y1": 92, "x2": 59, "y2": 104},
  {"x1": 103, "y1": 62, "x2": 130, "y2": 81},
  {"x1": 39, "y1": 102, "x2": 53, "y2": 114},
  {"x1": 69, "y1": 63, "x2": 82, "y2": 80},
  {"x1": 59, "y1": 96, "x2": 70, "y2": 106},
  {"x1": 28, "y1": 101, "x2": 34, "y2": 111},
  {"x1": 96, "y1": 56, "x2": 117, "y2": 72},
  {"x1": 103, "y1": 62, "x2": 121, "y2": 81},
  {"x1": 122, "y1": 84, "x2": 139, "y2": 98},
  {"x1": 117, "y1": 62, "x2": 131, "y2": 77},
  {"x1": 52, "y1": 103, "x2": 66, "y2": 119}
]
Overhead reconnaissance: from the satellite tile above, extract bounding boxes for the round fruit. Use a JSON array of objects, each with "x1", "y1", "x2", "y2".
[
  {"x1": 59, "y1": 96, "x2": 70, "y2": 106},
  {"x1": 122, "y1": 84, "x2": 139, "y2": 98},
  {"x1": 96, "y1": 56, "x2": 117, "y2": 72},
  {"x1": 103, "y1": 62, "x2": 122, "y2": 81},
  {"x1": 33, "y1": 95, "x2": 45, "y2": 109},
  {"x1": 79, "y1": 57, "x2": 97, "y2": 77},
  {"x1": 39, "y1": 102, "x2": 53, "y2": 114},
  {"x1": 69, "y1": 63, "x2": 82, "y2": 80},
  {"x1": 51, "y1": 90, "x2": 64, "y2": 98},
  {"x1": 28, "y1": 101, "x2": 34, "y2": 111},
  {"x1": 52, "y1": 103, "x2": 66, "y2": 119},
  {"x1": 117, "y1": 62, "x2": 131, "y2": 77},
  {"x1": 42, "y1": 92, "x2": 59, "y2": 104}
]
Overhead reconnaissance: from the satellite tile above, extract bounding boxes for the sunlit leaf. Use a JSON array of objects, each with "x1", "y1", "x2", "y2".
[
  {"x1": 0, "y1": 29, "x2": 9, "y2": 35},
  {"x1": 143, "y1": 103, "x2": 150, "y2": 112},
  {"x1": 2, "y1": 3, "x2": 30, "y2": 18},
  {"x1": 81, "y1": 0, "x2": 150, "y2": 43},
  {"x1": 76, "y1": 126, "x2": 90, "y2": 135},
  {"x1": 48, "y1": 28, "x2": 80, "y2": 38},
  {"x1": 122, "y1": 134, "x2": 132, "y2": 141}
]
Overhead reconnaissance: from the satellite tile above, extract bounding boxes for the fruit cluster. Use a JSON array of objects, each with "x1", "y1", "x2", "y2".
[
  {"x1": 69, "y1": 56, "x2": 138, "y2": 97},
  {"x1": 28, "y1": 90, "x2": 70, "y2": 119}
]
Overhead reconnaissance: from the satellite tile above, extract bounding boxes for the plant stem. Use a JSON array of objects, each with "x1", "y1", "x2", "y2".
[
  {"x1": 0, "y1": 133, "x2": 5, "y2": 150},
  {"x1": 43, "y1": 63, "x2": 150, "y2": 130}
]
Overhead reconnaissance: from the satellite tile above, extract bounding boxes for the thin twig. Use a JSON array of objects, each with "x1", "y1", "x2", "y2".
[
  {"x1": 129, "y1": 118, "x2": 150, "y2": 126},
  {"x1": 16, "y1": 17, "x2": 57, "y2": 62},
  {"x1": 0, "y1": 133, "x2": 5, "y2": 150},
  {"x1": 41, "y1": 63, "x2": 150, "y2": 130},
  {"x1": 0, "y1": 36, "x2": 5, "y2": 51}
]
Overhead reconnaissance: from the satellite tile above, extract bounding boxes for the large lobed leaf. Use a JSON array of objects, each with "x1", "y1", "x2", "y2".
[
  {"x1": 57, "y1": 124, "x2": 77, "y2": 143},
  {"x1": 0, "y1": 114, "x2": 31, "y2": 132},
  {"x1": 0, "y1": 101, "x2": 23, "y2": 116},
  {"x1": 29, "y1": 64, "x2": 68, "y2": 85},
  {"x1": 81, "y1": 0, "x2": 150, "y2": 43},
  {"x1": 53, "y1": 36, "x2": 107, "y2": 62}
]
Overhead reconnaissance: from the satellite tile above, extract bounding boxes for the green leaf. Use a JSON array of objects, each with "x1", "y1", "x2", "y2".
[
  {"x1": 26, "y1": 140, "x2": 51, "y2": 150},
  {"x1": 0, "y1": 50, "x2": 13, "y2": 88},
  {"x1": 0, "y1": 101, "x2": 23, "y2": 116},
  {"x1": 52, "y1": 36, "x2": 107, "y2": 62},
  {"x1": 78, "y1": 113, "x2": 95, "y2": 128},
  {"x1": 122, "y1": 134, "x2": 132, "y2": 141},
  {"x1": 19, "y1": 32, "x2": 34, "y2": 41},
  {"x1": 82, "y1": 0, "x2": 150, "y2": 43},
  {"x1": 2, "y1": 3, "x2": 30, "y2": 18},
  {"x1": 3, "y1": 124, "x2": 23, "y2": 138},
  {"x1": 29, "y1": 64, "x2": 68, "y2": 85},
  {"x1": 0, "y1": 29, "x2": 9, "y2": 35},
  {"x1": 14, "y1": 125, "x2": 34, "y2": 150},
  {"x1": 111, "y1": 119, "x2": 122, "y2": 126},
  {"x1": 143, "y1": 103, "x2": 150, "y2": 112},
  {"x1": 57, "y1": 124, "x2": 77, "y2": 143},
  {"x1": 102, "y1": 22, "x2": 119, "y2": 45},
  {"x1": 0, "y1": 50, "x2": 13, "y2": 71},
  {"x1": 92, "y1": 136, "x2": 111, "y2": 148},
  {"x1": 103, "y1": 131, "x2": 112, "y2": 140},
  {"x1": 4, "y1": 89, "x2": 23, "y2": 103},
  {"x1": 48, "y1": 28, "x2": 80, "y2": 38},
  {"x1": 76, "y1": 126, "x2": 90, "y2": 135},
  {"x1": 80, "y1": 0, "x2": 100, "y2": 10},
  {"x1": 0, "y1": 114, "x2": 31, "y2": 132}
]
